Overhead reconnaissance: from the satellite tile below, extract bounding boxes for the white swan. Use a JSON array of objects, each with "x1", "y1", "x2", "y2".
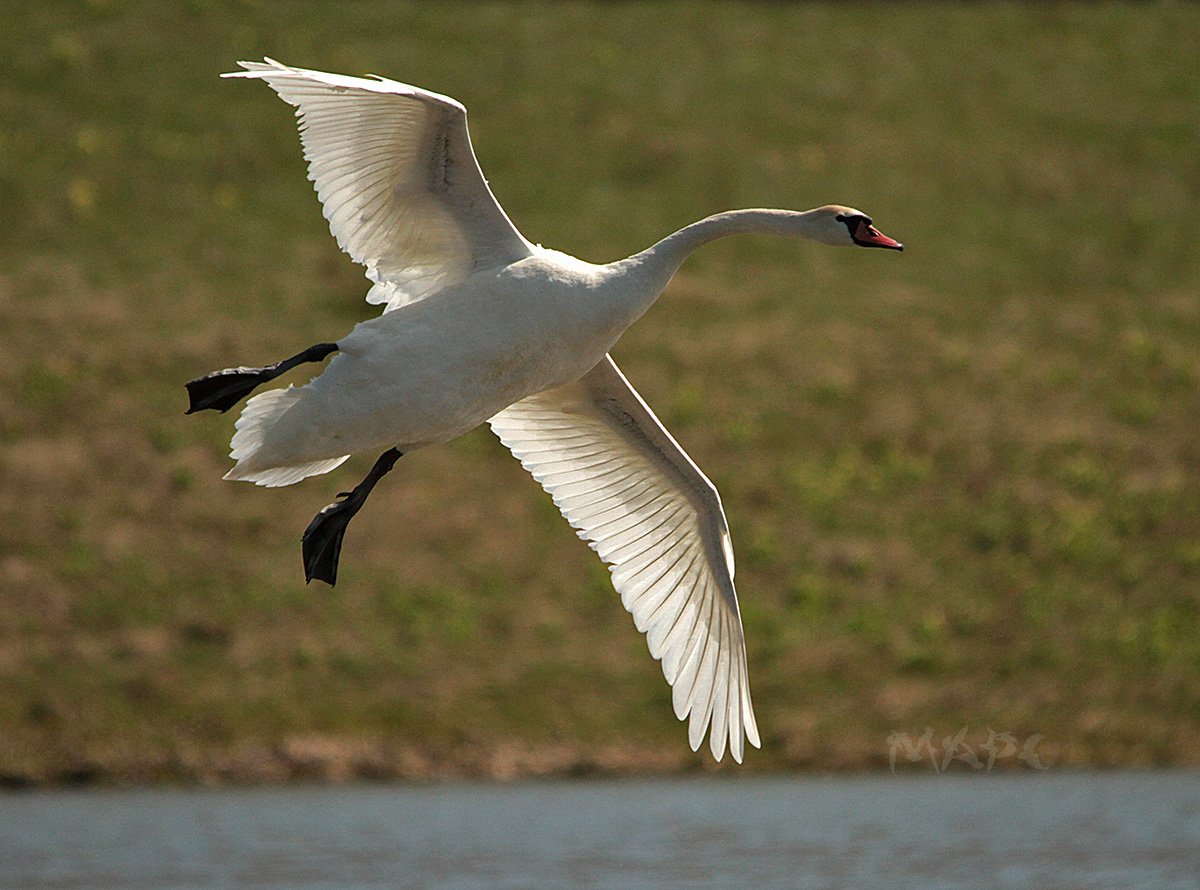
[{"x1": 186, "y1": 59, "x2": 903, "y2": 764}]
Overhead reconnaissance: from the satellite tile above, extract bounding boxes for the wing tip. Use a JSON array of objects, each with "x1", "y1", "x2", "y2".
[
  {"x1": 745, "y1": 710, "x2": 762, "y2": 750},
  {"x1": 217, "y1": 57, "x2": 465, "y2": 112},
  {"x1": 710, "y1": 731, "x2": 728, "y2": 763},
  {"x1": 221, "y1": 57, "x2": 285, "y2": 79}
]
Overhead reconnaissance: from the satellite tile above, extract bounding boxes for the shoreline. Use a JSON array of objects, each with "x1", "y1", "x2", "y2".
[{"x1": 4, "y1": 735, "x2": 1191, "y2": 789}]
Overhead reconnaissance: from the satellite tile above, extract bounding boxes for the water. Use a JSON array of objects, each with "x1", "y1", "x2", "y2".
[{"x1": 1, "y1": 772, "x2": 1197, "y2": 889}]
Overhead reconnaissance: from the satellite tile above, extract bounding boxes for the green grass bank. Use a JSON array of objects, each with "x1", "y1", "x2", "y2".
[{"x1": 1, "y1": 2, "x2": 1198, "y2": 783}]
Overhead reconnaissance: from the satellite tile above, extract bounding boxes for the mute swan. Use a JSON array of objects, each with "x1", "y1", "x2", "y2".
[{"x1": 186, "y1": 59, "x2": 903, "y2": 763}]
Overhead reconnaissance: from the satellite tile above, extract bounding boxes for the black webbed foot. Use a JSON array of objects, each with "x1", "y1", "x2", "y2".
[
  {"x1": 185, "y1": 367, "x2": 277, "y2": 414},
  {"x1": 300, "y1": 447, "x2": 403, "y2": 586},
  {"x1": 184, "y1": 342, "x2": 339, "y2": 414},
  {"x1": 302, "y1": 490, "x2": 363, "y2": 586}
]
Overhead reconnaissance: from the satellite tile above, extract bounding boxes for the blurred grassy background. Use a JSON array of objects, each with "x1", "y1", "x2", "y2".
[{"x1": 1, "y1": 1, "x2": 1198, "y2": 783}]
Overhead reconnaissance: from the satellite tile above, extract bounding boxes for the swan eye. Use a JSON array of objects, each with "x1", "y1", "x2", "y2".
[{"x1": 838, "y1": 215, "x2": 863, "y2": 237}]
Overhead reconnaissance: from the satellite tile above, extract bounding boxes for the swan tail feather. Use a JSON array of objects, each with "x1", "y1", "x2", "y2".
[{"x1": 223, "y1": 386, "x2": 350, "y2": 487}]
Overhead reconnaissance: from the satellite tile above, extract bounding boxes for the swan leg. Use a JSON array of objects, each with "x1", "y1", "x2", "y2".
[
  {"x1": 302, "y1": 447, "x2": 403, "y2": 586},
  {"x1": 184, "y1": 342, "x2": 339, "y2": 414}
]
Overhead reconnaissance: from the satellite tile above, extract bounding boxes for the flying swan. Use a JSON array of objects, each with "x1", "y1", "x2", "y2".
[{"x1": 186, "y1": 59, "x2": 903, "y2": 763}]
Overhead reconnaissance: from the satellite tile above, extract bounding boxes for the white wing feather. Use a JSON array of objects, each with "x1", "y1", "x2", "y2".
[
  {"x1": 224, "y1": 59, "x2": 533, "y2": 310},
  {"x1": 489, "y1": 356, "x2": 761, "y2": 762}
]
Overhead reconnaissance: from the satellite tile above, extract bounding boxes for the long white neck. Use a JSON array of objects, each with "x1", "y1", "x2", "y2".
[{"x1": 603, "y1": 208, "x2": 834, "y2": 326}]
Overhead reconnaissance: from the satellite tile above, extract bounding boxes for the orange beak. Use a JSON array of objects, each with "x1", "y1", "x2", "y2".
[{"x1": 853, "y1": 219, "x2": 903, "y2": 251}]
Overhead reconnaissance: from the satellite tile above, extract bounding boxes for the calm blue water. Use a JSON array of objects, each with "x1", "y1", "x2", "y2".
[{"x1": 1, "y1": 772, "x2": 1197, "y2": 889}]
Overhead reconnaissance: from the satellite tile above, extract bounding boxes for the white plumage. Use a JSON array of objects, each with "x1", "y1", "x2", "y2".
[
  {"x1": 490, "y1": 356, "x2": 758, "y2": 762},
  {"x1": 231, "y1": 60, "x2": 533, "y2": 309},
  {"x1": 201, "y1": 59, "x2": 903, "y2": 762}
]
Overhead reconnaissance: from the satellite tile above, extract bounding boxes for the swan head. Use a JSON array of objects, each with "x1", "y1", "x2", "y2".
[{"x1": 812, "y1": 205, "x2": 904, "y2": 251}]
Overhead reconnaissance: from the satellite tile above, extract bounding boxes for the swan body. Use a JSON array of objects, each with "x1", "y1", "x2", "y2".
[
  {"x1": 194, "y1": 59, "x2": 903, "y2": 763},
  {"x1": 228, "y1": 252, "x2": 625, "y2": 482}
]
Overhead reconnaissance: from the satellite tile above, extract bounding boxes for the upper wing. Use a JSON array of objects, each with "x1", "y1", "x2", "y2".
[
  {"x1": 224, "y1": 59, "x2": 534, "y2": 310},
  {"x1": 488, "y1": 356, "x2": 761, "y2": 762}
]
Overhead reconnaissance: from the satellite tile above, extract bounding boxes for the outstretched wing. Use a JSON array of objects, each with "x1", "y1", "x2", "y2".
[
  {"x1": 225, "y1": 58, "x2": 533, "y2": 310},
  {"x1": 489, "y1": 356, "x2": 760, "y2": 762}
]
